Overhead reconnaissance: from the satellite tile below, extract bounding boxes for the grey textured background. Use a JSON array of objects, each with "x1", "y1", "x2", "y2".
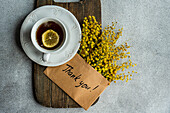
[{"x1": 0, "y1": 0, "x2": 170, "y2": 113}]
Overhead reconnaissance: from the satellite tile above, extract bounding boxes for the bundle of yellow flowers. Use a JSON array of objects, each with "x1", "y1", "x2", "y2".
[{"x1": 78, "y1": 16, "x2": 137, "y2": 83}]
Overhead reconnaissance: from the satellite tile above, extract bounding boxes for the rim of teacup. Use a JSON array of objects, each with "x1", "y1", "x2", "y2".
[{"x1": 31, "y1": 17, "x2": 67, "y2": 53}]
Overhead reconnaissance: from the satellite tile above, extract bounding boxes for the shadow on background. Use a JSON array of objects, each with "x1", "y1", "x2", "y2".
[{"x1": 15, "y1": 17, "x2": 26, "y2": 52}]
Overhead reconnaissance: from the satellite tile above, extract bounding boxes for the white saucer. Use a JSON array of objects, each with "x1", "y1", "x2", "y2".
[{"x1": 20, "y1": 5, "x2": 81, "y2": 66}]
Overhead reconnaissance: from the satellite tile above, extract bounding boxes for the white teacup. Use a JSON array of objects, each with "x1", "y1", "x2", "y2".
[{"x1": 31, "y1": 17, "x2": 67, "y2": 62}]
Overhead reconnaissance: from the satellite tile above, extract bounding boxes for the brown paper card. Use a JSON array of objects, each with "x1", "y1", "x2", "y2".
[{"x1": 44, "y1": 54, "x2": 110, "y2": 110}]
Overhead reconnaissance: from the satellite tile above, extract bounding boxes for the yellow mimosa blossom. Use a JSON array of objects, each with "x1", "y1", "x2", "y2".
[{"x1": 78, "y1": 16, "x2": 137, "y2": 83}]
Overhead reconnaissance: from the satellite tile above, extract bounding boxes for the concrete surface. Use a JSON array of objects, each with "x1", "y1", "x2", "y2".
[{"x1": 0, "y1": 0, "x2": 170, "y2": 113}]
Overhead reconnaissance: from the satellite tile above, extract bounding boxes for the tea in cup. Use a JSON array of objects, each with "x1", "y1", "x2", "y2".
[{"x1": 31, "y1": 17, "x2": 67, "y2": 62}]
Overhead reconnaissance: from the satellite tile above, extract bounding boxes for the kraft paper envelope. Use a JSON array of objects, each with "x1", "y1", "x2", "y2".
[{"x1": 44, "y1": 54, "x2": 110, "y2": 110}]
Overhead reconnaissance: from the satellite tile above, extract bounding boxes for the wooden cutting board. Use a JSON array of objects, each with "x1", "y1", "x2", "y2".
[{"x1": 34, "y1": 0, "x2": 101, "y2": 108}]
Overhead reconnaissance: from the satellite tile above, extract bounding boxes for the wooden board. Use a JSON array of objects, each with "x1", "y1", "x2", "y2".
[{"x1": 34, "y1": 0, "x2": 101, "y2": 108}]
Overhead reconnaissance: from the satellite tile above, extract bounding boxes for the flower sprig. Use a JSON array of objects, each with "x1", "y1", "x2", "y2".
[{"x1": 78, "y1": 16, "x2": 137, "y2": 83}]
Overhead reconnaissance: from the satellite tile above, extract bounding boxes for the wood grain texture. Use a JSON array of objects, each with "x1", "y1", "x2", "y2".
[{"x1": 34, "y1": 0, "x2": 101, "y2": 108}]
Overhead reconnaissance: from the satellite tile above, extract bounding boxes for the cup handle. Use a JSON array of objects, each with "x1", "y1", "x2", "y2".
[{"x1": 43, "y1": 53, "x2": 50, "y2": 62}]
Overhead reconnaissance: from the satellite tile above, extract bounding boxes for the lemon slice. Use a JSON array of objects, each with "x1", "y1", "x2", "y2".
[{"x1": 42, "y1": 29, "x2": 59, "y2": 48}]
